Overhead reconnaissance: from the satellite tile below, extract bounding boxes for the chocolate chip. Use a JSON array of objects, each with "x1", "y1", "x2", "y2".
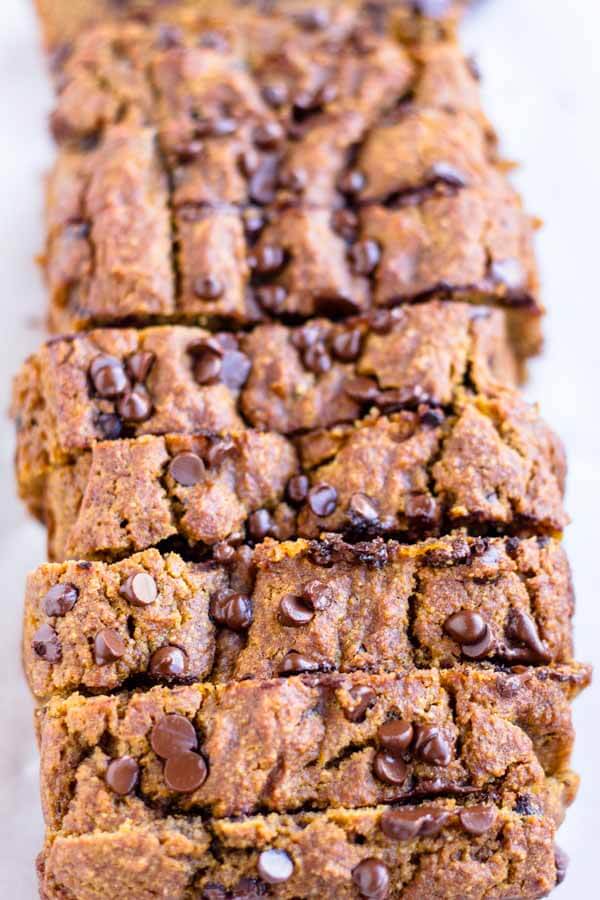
[
  {"x1": 90, "y1": 355, "x2": 129, "y2": 398},
  {"x1": 169, "y1": 452, "x2": 206, "y2": 487},
  {"x1": 413, "y1": 726, "x2": 452, "y2": 766},
  {"x1": 344, "y1": 685, "x2": 377, "y2": 723},
  {"x1": 192, "y1": 346, "x2": 223, "y2": 385},
  {"x1": 243, "y1": 206, "x2": 267, "y2": 236},
  {"x1": 370, "y1": 310, "x2": 394, "y2": 334},
  {"x1": 257, "y1": 848, "x2": 294, "y2": 884},
  {"x1": 32, "y1": 624, "x2": 61, "y2": 662},
  {"x1": 296, "y1": 8, "x2": 329, "y2": 30},
  {"x1": 458, "y1": 806, "x2": 496, "y2": 835},
  {"x1": 126, "y1": 351, "x2": 155, "y2": 383},
  {"x1": 332, "y1": 208, "x2": 359, "y2": 241},
  {"x1": 287, "y1": 474, "x2": 309, "y2": 505},
  {"x1": 249, "y1": 162, "x2": 278, "y2": 206},
  {"x1": 262, "y1": 82, "x2": 289, "y2": 108},
  {"x1": 555, "y1": 846, "x2": 569, "y2": 885},
  {"x1": 349, "y1": 492, "x2": 379, "y2": 523},
  {"x1": 291, "y1": 324, "x2": 322, "y2": 350},
  {"x1": 338, "y1": 170, "x2": 366, "y2": 196},
  {"x1": 344, "y1": 376, "x2": 379, "y2": 403},
  {"x1": 206, "y1": 437, "x2": 236, "y2": 468},
  {"x1": 373, "y1": 751, "x2": 407, "y2": 785},
  {"x1": 211, "y1": 117, "x2": 237, "y2": 137},
  {"x1": 43, "y1": 583, "x2": 78, "y2": 617},
  {"x1": 251, "y1": 244, "x2": 285, "y2": 274},
  {"x1": 419, "y1": 406, "x2": 444, "y2": 428},
  {"x1": 149, "y1": 646, "x2": 187, "y2": 679},
  {"x1": 106, "y1": 756, "x2": 139, "y2": 796},
  {"x1": 213, "y1": 541, "x2": 236, "y2": 564},
  {"x1": 308, "y1": 483, "x2": 338, "y2": 517},
  {"x1": 428, "y1": 161, "x2": 467, "y2": 189},
  {"x1": 302, "y1": 580, "x2": 332, "y2": 611},
  {"x1": 331, "y1": 328, "x2": 362, "y2": 362},
  {"x1": 279, "y1": 651, "x2": 319, "y2": 675},
  {"x1": 303, "y1": 343, "x2": 331, "y2": 374},
  {"x1": 116, "y1": 385, "x2": 152, "y2": 422},
  {"x1": 503, "y1": 609, "x2": 551, "y2": 664},
  {"x1": 97, "y1": 413, "x2": 123, "y2": 439},
  {"x1": 164, "y1": 750, "x2": 208, "y2": 793},
  {"x1": 279, "y1": 594, "x2": 315, "y2": 627},
  {"x1": 253, "y1": 121, "x2": 285, "y2": 150},
  {"x1": 380, "y1": 806, "x2": 450, "y2": 841},
  {"x1": 220, "y1": 350, "x2": 252, "y2": 390},
  {"x1": 351, "y1": 858, "x2": 390, "y2": 899},
  {"x1": 248, "y1": 508, "x2": 273, "y2": 541},
  {"x1": 256, "y1": 284, "x2": 287, "y2": 313},
  {"x1": 210, "y1": 591, "x2": 253, "y2": 631},
  {"x1": 151, "y1": 714, "x2": 198, "y2": 759},
  {"x1": 94, "y1": 628, "x2": 126, "y2": 666},
  {"x1": 120, "y1": 572, "x2": 157, "y2": 607},
  {"x1": 378, "y1": 720, "x2": 413, "y2": 756},
  {"x1": 489, "y1": 257, "x2": 525, "y2": 293},
  {"x1": 349, "y1": 239, "x2": 381, "y2": 276},
  {"x1": 193, "y1": 275, "x2": 223, "y2": 299},
  {"x1": 405, "y1": 493, "x2": 438, "y2": 525},
  {"x1": 443, "y1": 610, "x2": 493, "y2": 660},
  {"x1": 280, "y1": 168, "x2": 307, "y2": 193}
]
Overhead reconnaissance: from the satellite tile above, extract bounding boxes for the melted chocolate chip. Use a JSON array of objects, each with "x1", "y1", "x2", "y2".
[
  {"x1": 349, "y1": 492, "x2": 379, "y2": 523},
  {"x1": 405, "y1": 493, "x2": 438, "y2": 525},
  {"x1": 126, "y1": 351, "x2": 155, "y2": 383},
  {"x1": 193, "y1": 275, "x2": 223, "y2": 300},
  {"x1": 151, "y1": 714, "x2": 198, "y2": 759},
  {"x1": 302, "y1": 580, "x2": 333, "y2": 611},
  {"x1": 279, "y1": 651, "x2": 319, "y2": 675},
  {"x1": 413, "y1": 726, "x2": 452, "y2": 766},
  {"x1": 32, "y1": 624, "x2": 62, "y2": 662},
  {"x1": 106, "y1": 756, "x2": 139, "y2": 796},
  {"x1": 257, "y1": 848, "x2": 294, "y2": 884},
  {"x1": 351, "y1": 858, "x2": 390, "y2": 899},
  {"x1": 120, "y1": 572, "x2": 157, "y2": 607},
  {"x1": 97, "y1": 413, "x2": 123, "y2": 440},
  {"x1": 169, "y1": 452, "x2": 206, "y2": 487},
  {"x1": 344, "y1": 376, "x2": 379, "y2": 403},
  {"x1": 373, "y1": 751, "x2": 407, "y2": 785},
  {"x1": 458, "y1": 806, "x2": 496, "y2": 835},
  {"x1": 338, "y1": 169, "x2": 366, "y2": 196},
  {"x1": 116, "y1": 385, "x2": 152, "y2": 422},
  {"x1": 308, "y1": 483, "x2": 338, "y2": 517},
  {"x1": 164, "y1": 751, "x2": 208, "y2": 793},
  {"x1": 251, "y1": 244, "x2": 285, "y2": 273},
  {"x1": 349, "y1": 239, "x2": 381, "y2": 276},
  {"x1": 443, "y1": 610, "x2": 493, "y2": 660},
  {"x1": 331, "y1": 328, "x2": 362, "y2": 362},
  {"x1": 345, "y1": 685, "x2": 377, "y2": 723},
  {"x1": 503, "y1": 609, "x2": 550, "y2": 664},
  {"x1": 43, "y1": 583, "x2": 78, "y2": 617},
  {"x1": 303, "y1": 343, "x2": 331, "y2": 374},
  {"x1": 192, "y1": 346, "x2": 223, "y2": 385},
  {"x1": 332, "y1": 208, "x2": 359, "y2": 241},
  {"x1": 248, "y1": 508, "x2": 273, "y2": 542},
  {"x1": 149, "y1": 646, "x2": 188, "y2": 679},
  {"x1": 278, "y1": 594, "x2": 315, "y2": 627},
  {"x1": 378, "y1": 720, "x2": 413, "y2": 756},
  {"x1": 253, "y1": 122, "x2": 284, "y2": 150},
  {"x1": 210, "y1": 591, "x2": 253, "y2": 631},
  {"x1": 256, "y1": 284, "x2": 287, "y2": 313},
  {"x1": 90, "y1": 355, "x2": 129, "y2": 398},
  {"x1": 380, "y1": 806, "x2": 450, "y2": 841},
  {"x1": 220, "y1": 350, "x2": 252, "y2": 390},
  {"x1": 94, "y1": 629, "x2": 126, "y2": 666},
  {"x1": 287, "y1": 474, "x2": 309, "y2": 505}
]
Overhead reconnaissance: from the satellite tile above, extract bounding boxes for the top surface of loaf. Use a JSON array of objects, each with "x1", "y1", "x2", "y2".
[
  {"x1": 39, "y1": 3, "x2": 542, "y2": 353},
  {"x1": 35, "y1": 1, "x2": 468, "y2": 53}
]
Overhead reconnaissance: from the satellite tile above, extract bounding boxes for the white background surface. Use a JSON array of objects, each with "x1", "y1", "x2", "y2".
[{"x1": 0, "y1": 0, "x2": 598, "y2": 895}]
